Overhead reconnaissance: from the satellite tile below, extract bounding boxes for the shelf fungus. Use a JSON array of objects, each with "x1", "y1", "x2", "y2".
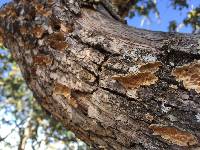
[
  {"x1": 34, "y1": 3, "x2": 44, "y2": 12},
  {"x1": 112, "y1": 61, "x2": 161, "y2": 97},
  {"x1": 0, "y1": 8, "x2": 6, "y2": 18},
  {"x1": 34, "y1": 2, "x2": 52, "y2": 17},
  {"x1": 172, "y1": 60, "x2": 200, "y2": 93},
  {"x1": 0, "y1": 4, "x2": 16, "y2": 18},
  {"x1": 0, "y1": 27, "x2": 4, "y2": 44},
  {"x1": 149, "y1": 124, "x2": 198, "y2": 146},
  {"x1": 53, "y1": 83, "x2": 78, "y2": 108},
  {"x1": 60, "y1": 23, "x2": 73, "y2": 33},
  {"x1": 20, "y1": 26, "x2": 29, "y2": 36},
  {"x1": 49, "y1": 41, "x2": 69, "y2": 51},
  {"x1": 48, "y1": 32, "x2": 69, "y2": 51},
  {"x1": 33, "y1": 55, "x2": 52, "y2": 66},
  {"x1": 32, "y1": 26, "x2": 46, "y2": 39}
]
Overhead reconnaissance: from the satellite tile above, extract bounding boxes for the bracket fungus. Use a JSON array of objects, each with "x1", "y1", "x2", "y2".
[
  {"x1": 112, "y1": 61, "x2": 162, "y2": 97},
  {"x1": 48, "y1": 32, "x2": 69, "y2": 51},
  {"x1": 172, "y1": 60, "x2": 200, "y2": 93},
  {"x1": 149, "y1": 124, "x2": 198, "y2": 146},
  {"x1": 33, "y1": 55, "x2": 52, "y2": 66},
  {"x1": 53, "y1": 83, "x2": 78, "y2": 108}
]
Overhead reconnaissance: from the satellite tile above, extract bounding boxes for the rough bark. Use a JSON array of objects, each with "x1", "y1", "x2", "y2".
[{"x1": 0, "y1": 0, "x2": 200, "y2": 149}]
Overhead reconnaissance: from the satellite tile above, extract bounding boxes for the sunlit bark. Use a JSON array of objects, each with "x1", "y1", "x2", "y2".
[{"x1": 0, "y1": 0, "x2": 200, "y2": 149}]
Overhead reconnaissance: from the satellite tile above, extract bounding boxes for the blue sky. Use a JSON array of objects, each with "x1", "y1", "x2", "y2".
[
  {"x1": 127, "y1": 0, "x2": 200, "y2": 33},
  {"x1": 0, "y1": 0, "x2": 11, "y2": 6},
  {"x1": 0, "y1": 0, "x2": 199, "y2": 33}
]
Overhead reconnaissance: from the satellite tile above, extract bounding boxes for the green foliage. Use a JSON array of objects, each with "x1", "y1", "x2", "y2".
[
  {"x1": 183, "y1": 6, "x2": 200, "y2": 33},
  {"x1": 129, "y1": 0, "x2": 159, "y2": 19},
  {"x1": 171, "y1": 0, "x2": 188, "y2": 10},
  {"x1": 168, "y1": 20, "x2": 177, "y2": 32},
  {"x1": 0, "y1": 43, "x2": 6, "y2": 49}
]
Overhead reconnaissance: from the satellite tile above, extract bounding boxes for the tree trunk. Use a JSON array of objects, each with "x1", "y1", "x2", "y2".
[{"x1": 0, "y1": 0, "x2": 200, "y2": 149}]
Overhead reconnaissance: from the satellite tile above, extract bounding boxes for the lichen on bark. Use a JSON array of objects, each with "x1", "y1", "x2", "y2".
[{"x1": 0, "y1": 0, "x2": 200, "y2": 149}]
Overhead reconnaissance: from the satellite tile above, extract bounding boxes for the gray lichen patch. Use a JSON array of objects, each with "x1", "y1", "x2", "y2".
[
  {"x1": 172, "y1": 60, "x2": 200, "y2": 93},
  {"x1": 145, "y1": 113, "x2": 154, "y2": 122},
  {"x1": 195, "y1": 113, "x2": 200, "y2": 123},
  {"x1": 59, "y1": 57, "x2": 97, "y2": 83},
  {"x1": 149, "y1": 124, "x2": 198, "y2": 146},
  {"x1": 197, "y1": 39, "x2": 200, "y2": 50}
]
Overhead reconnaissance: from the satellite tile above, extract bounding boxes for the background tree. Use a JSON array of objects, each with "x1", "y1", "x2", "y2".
[{"x1": 0, "y1": 0, "x2": 200, "y2": 149}]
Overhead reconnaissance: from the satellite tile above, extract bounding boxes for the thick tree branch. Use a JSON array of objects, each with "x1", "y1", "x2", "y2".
[{"x1": 0, "y1": 0, "x2": 200, "y2": 149}]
